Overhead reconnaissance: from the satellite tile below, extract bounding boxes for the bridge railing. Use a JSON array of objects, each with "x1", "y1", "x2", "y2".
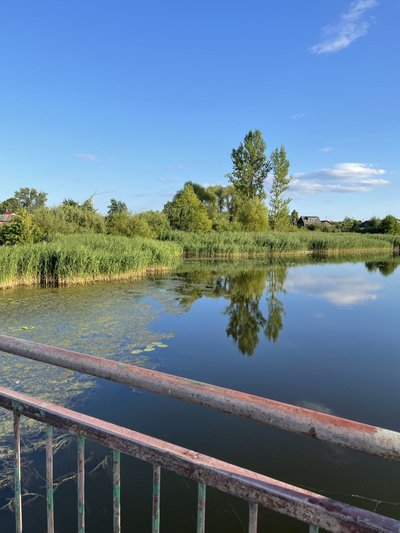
[{"x1": 0, "y1": 334, "x2": 399, "y2": 533}]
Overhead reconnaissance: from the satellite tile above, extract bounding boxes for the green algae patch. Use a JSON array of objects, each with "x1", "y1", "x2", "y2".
[{"x1": 0, "y1": 279, "x2": 179, "y2": 465}]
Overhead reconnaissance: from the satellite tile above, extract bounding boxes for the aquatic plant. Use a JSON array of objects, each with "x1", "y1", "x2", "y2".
[
  {"x1": 162, "y1": 231, "x2": 394, "y2": 257},
  {"x1": 0, "y1": 234, "x2": 182, "y2": 289}
]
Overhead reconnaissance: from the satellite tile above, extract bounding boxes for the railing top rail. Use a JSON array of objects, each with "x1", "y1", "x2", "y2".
[
  {"x1": 1, "y1": 385, "x2": 399, "y2": 533},
  {"x1": 1, "y1": 334, "x2": 400, "y2": 461}
]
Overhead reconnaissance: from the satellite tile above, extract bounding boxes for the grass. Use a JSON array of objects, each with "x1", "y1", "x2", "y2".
[
  {"x1": 163, "y1": 230, "x2": 396, "y2": 257},
  {"x1": 0, "y1": 234, "x2": 182, "y2": 289},
  {"x1": 0, "y1": 231, "x2": 398, "y2": 289}
]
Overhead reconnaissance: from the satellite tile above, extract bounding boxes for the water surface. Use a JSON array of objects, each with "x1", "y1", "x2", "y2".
[{"x1": 0, "y1": 255, "x2": 399, "y2": 532}]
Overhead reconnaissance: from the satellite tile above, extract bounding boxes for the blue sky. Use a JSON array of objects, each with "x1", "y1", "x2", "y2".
[{"x1": 0, "y1": 0, "x2": 399, "y2": 220}]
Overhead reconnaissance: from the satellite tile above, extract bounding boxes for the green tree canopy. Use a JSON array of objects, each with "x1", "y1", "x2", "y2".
[
  {"x1": 0, "y1": 197, "x2": 20, "y2": 212},
  {"x1": 269, "y1": 146, "x2": 292, "y2": 231},
  {"x1": 13, "y1": 188, "x2": 47, "y2": 211},
  {"x1": 163, "y1": 184, "x2": 212, "y2": 232},
  {"x1": 290, "y1": 209, "x2": 299, "y2": 227},
  {"x1": 380, "y1": 215, "x2": 400, "y2": 234},
  {"x1": 227, "y1": 130, "x2": 271, "y2": 201},
  {"x1": 62, "y1": 198, "x2": 80, "y2": 208},
  {"x1": 0, "y1": 210, "x2": 42, "y2": 245},
  {"x1": 235, "y1": 197, "x2": 269, "y2": 232},
  {"x1": 107, "y1": 198, "x2": 128, "y2": 216}
]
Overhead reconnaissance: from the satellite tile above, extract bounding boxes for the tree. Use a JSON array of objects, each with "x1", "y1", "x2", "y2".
[
  {"x1": 269, "y1": 146, "x2": 292, "y2": 231},
  {"x1": 163, "y1": 184, "x2": 212, "y2": 232},
  {"x1": 235, "y1": 197, "x2": 269, "y2": 232},
  {"x1": 227, "y1": 130, "x2": 271, "y2": 201},
  {"x1": 380, "y1": 215, "x2": 400, "y2": 234},
  {"x1": 340, "y1": 217, "x2": 360, "y2": 232},
  {"x1": 107, "y1": 198, "x2": 128, "y2": 216},
  {"x1": 62, "y1": 198, "x2": 80, "y2": 207},
  {"x1": 290, "y1": 210, "x2": 299, "y2": 227},
  {"x1": 0, "y1": 197, "x2": 20, "y2": 212},
  {"x1": 140, "y1": 211, "x2": 171, "y2": 239},
  {"x1": 0, "y1": 210, "x2": 41, "y2": 245},
  {"x1": 13, "y1": 188, "x2": 47, "y2": 210},
  {"x1": 364, "y1": 217, "x2": 382, "y2": 234},
  {"x1": 185, "y1": 182, "x2": 219, "y2": 219},
  {"x1": 106, "y1": 211, "x2": 155, "y2": 239}
]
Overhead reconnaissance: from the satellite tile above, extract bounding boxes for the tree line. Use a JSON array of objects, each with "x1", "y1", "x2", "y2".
[{"x1": 1, "y1": 129, "x2": 399, "y2": 245}]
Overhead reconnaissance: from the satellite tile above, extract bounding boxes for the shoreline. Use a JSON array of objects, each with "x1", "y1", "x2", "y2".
[
  {"x1": 0, "y1": 246, "x2": 395, "y2": 290},
  {"x1": 181, "y1": 246, "x2": 392, "y2": 259}
]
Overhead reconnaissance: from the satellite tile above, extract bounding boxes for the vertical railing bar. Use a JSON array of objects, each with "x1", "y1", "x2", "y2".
[
  {"x1": 197, "y1": 482, "x2": 206, "y2": 533},
  {"x1": 13, "y1": 410, "x2": 22, "y2": 533},
  {"x1": 152, "y1": 465, "x2": 161, "y2": 533},
  {"x1": 46, "y1": 426, "x2": 54, "y2": 533},
  {"x1": 309, "y1": 525, "x2": 319, "y2": 533},
  {"x1": 77, "y1": 436, "x2": 85, "y2": 533},
  {"x1": 112, "y1": 450, "x2": 121, "y2": 533},
  {"x1": 248, "y1": 502, "x2": 258, "y2": 533}
]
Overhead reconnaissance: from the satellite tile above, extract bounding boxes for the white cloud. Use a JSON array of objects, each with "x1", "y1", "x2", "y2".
[
  {"x1": 311, "y1": 0, "x2": 378, "y2": 54},
  {"x1": 291, "y1": 112, "x2": 306, "y2": 120},
  {"x1": 167, "y1": 164, "x2": 184, "y2": 171},
  {"x1": 291, "y1": 162, "x2": 389, "y2": 194},
  {"x1": 75, "y1": 153, "x2": 98, "y2": 162},
  {"x1": 320, "y1": 147, "x2": 334, "y2": 153}
]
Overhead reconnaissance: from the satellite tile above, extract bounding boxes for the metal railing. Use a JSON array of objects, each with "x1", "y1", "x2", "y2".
[{"x1": 0, "y1": 334, "x2": 399, "y2": 533}]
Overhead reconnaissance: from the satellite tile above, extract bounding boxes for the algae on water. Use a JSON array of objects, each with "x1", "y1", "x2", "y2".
[{"x1": 0, "y1": 278, "x2": 181, "y2": 463}]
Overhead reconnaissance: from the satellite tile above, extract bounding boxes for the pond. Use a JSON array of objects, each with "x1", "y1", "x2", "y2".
[{"x1": 0, "y1": 254, "x2": 399, "y2": 532}]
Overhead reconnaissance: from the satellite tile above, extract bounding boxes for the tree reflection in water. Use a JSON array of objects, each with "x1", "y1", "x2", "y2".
[
  {"x1": 176, "y1": 263, "x2": 288, "y2": 356},
  {"x1": 365, "y1": 258, "x2": 400, "y2": 277}
]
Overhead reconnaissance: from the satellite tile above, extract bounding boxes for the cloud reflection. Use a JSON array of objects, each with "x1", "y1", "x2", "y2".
[{"x1": 286, "y1": 271, "x2": 381, "y2": 306}]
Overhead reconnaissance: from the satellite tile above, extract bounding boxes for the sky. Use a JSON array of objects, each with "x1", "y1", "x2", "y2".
[{"x1": 0, "y1": 0, "x2": 399, "y2": 220}]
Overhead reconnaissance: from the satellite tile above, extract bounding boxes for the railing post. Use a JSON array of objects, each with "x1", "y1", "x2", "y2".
[
  {"x1": 249, "y1": 502, "x2": 258, "y2": 533},
  {"x1": 197, "y1": 482, "x2": 206, "y2": 533},
  {"x1": 46, "y1": 426, "x2": 54, "y2": 533},
  {"x1": 112, "y1": 450, "x2": 121, "y2": 533},
  {"x1": 77, "y1": 436, "x2": 85, "y2": 533},
  {"x1": 13, "y1": 410, "x2": 22, "y2": 533},
  {"x1": 152, "y1": 465, "x2": 161, "y2": 533}
]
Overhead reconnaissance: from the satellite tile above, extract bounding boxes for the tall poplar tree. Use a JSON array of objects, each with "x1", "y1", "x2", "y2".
[
  {"x1": 269, "y1": 146, "x2": 292, "y2": 231},
  {"x1": 227, "y1": 130, "x2": 271, "y2": 200}
]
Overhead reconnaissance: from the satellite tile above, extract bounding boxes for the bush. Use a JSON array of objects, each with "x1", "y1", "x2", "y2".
[
  {"x1": 140, "y1": 211, "x2": 171, "y2": 238},
  {"x1": 107, "y1": 212, "x2": 155, "y2": 239},
  {"x1": 235, "y1": 198, "x2": 269, "y2": 232},
  {"x1": 164, "y1": 184, "x2": 212, "y2": 232},
  {"x1": 0, "y1": 210, "x2": 43, "y2": 245},
  {"x1": 34, "y1": 205, "x2": 106, "y2": 235}
]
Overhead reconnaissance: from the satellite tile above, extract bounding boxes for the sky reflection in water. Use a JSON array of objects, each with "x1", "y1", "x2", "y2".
[{"x1": 0, "y1": 255, "x2": 399, "y2": 531}]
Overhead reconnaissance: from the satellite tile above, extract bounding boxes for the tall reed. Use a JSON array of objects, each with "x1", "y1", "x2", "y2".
[
  {"x1": 0, "y1": 234, "x2": 182, "y2": 289},
  {"x1": 163, "y1": 231, "x2": 395, "y2": 257}
]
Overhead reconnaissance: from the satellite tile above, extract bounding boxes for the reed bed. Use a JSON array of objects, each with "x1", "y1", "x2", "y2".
[
  {"x1": 0, "y1": 232, "x2": 397, "y2": 289},
  {"x1": 163, "y1": 231, "x2": 395, "y2": 257},
  {"x1": 0, "y1": 234, "x2": 182, "y2": 289}
]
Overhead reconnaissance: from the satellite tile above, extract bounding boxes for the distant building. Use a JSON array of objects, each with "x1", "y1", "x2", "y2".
[
  {"x1": 359, "y1": 220, "x2": 370, "y2": 231},
  {"x1": 0, "y1": 212, "x2": 16, "y2": 225},
  {"x1": 298, "y1": 216, "x2": 321, "y2": 227},
  {"x1": 321, "y1": 220, "x2": 333, "y2": 226}
]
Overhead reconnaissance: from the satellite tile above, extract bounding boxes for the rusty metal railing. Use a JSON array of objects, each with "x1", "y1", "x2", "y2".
[{"x1": 0, "y1": 334, "x2": 399, "y2": 532}]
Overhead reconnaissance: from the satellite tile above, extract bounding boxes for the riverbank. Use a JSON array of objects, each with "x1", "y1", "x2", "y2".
[
  {"x1": 0, "y1": 234, "x2": 181, "y2": 289},
  {"x1": 163, "y1": 230, "x2": 398, "y2": 257},
  {"x1": 0, "y1": 232, "x2": 398, "y2": 289}
]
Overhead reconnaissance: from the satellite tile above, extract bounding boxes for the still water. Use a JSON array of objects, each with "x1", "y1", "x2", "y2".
[{"x1": 0, "y1": 255, "x2": 399, "y2": 532}]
